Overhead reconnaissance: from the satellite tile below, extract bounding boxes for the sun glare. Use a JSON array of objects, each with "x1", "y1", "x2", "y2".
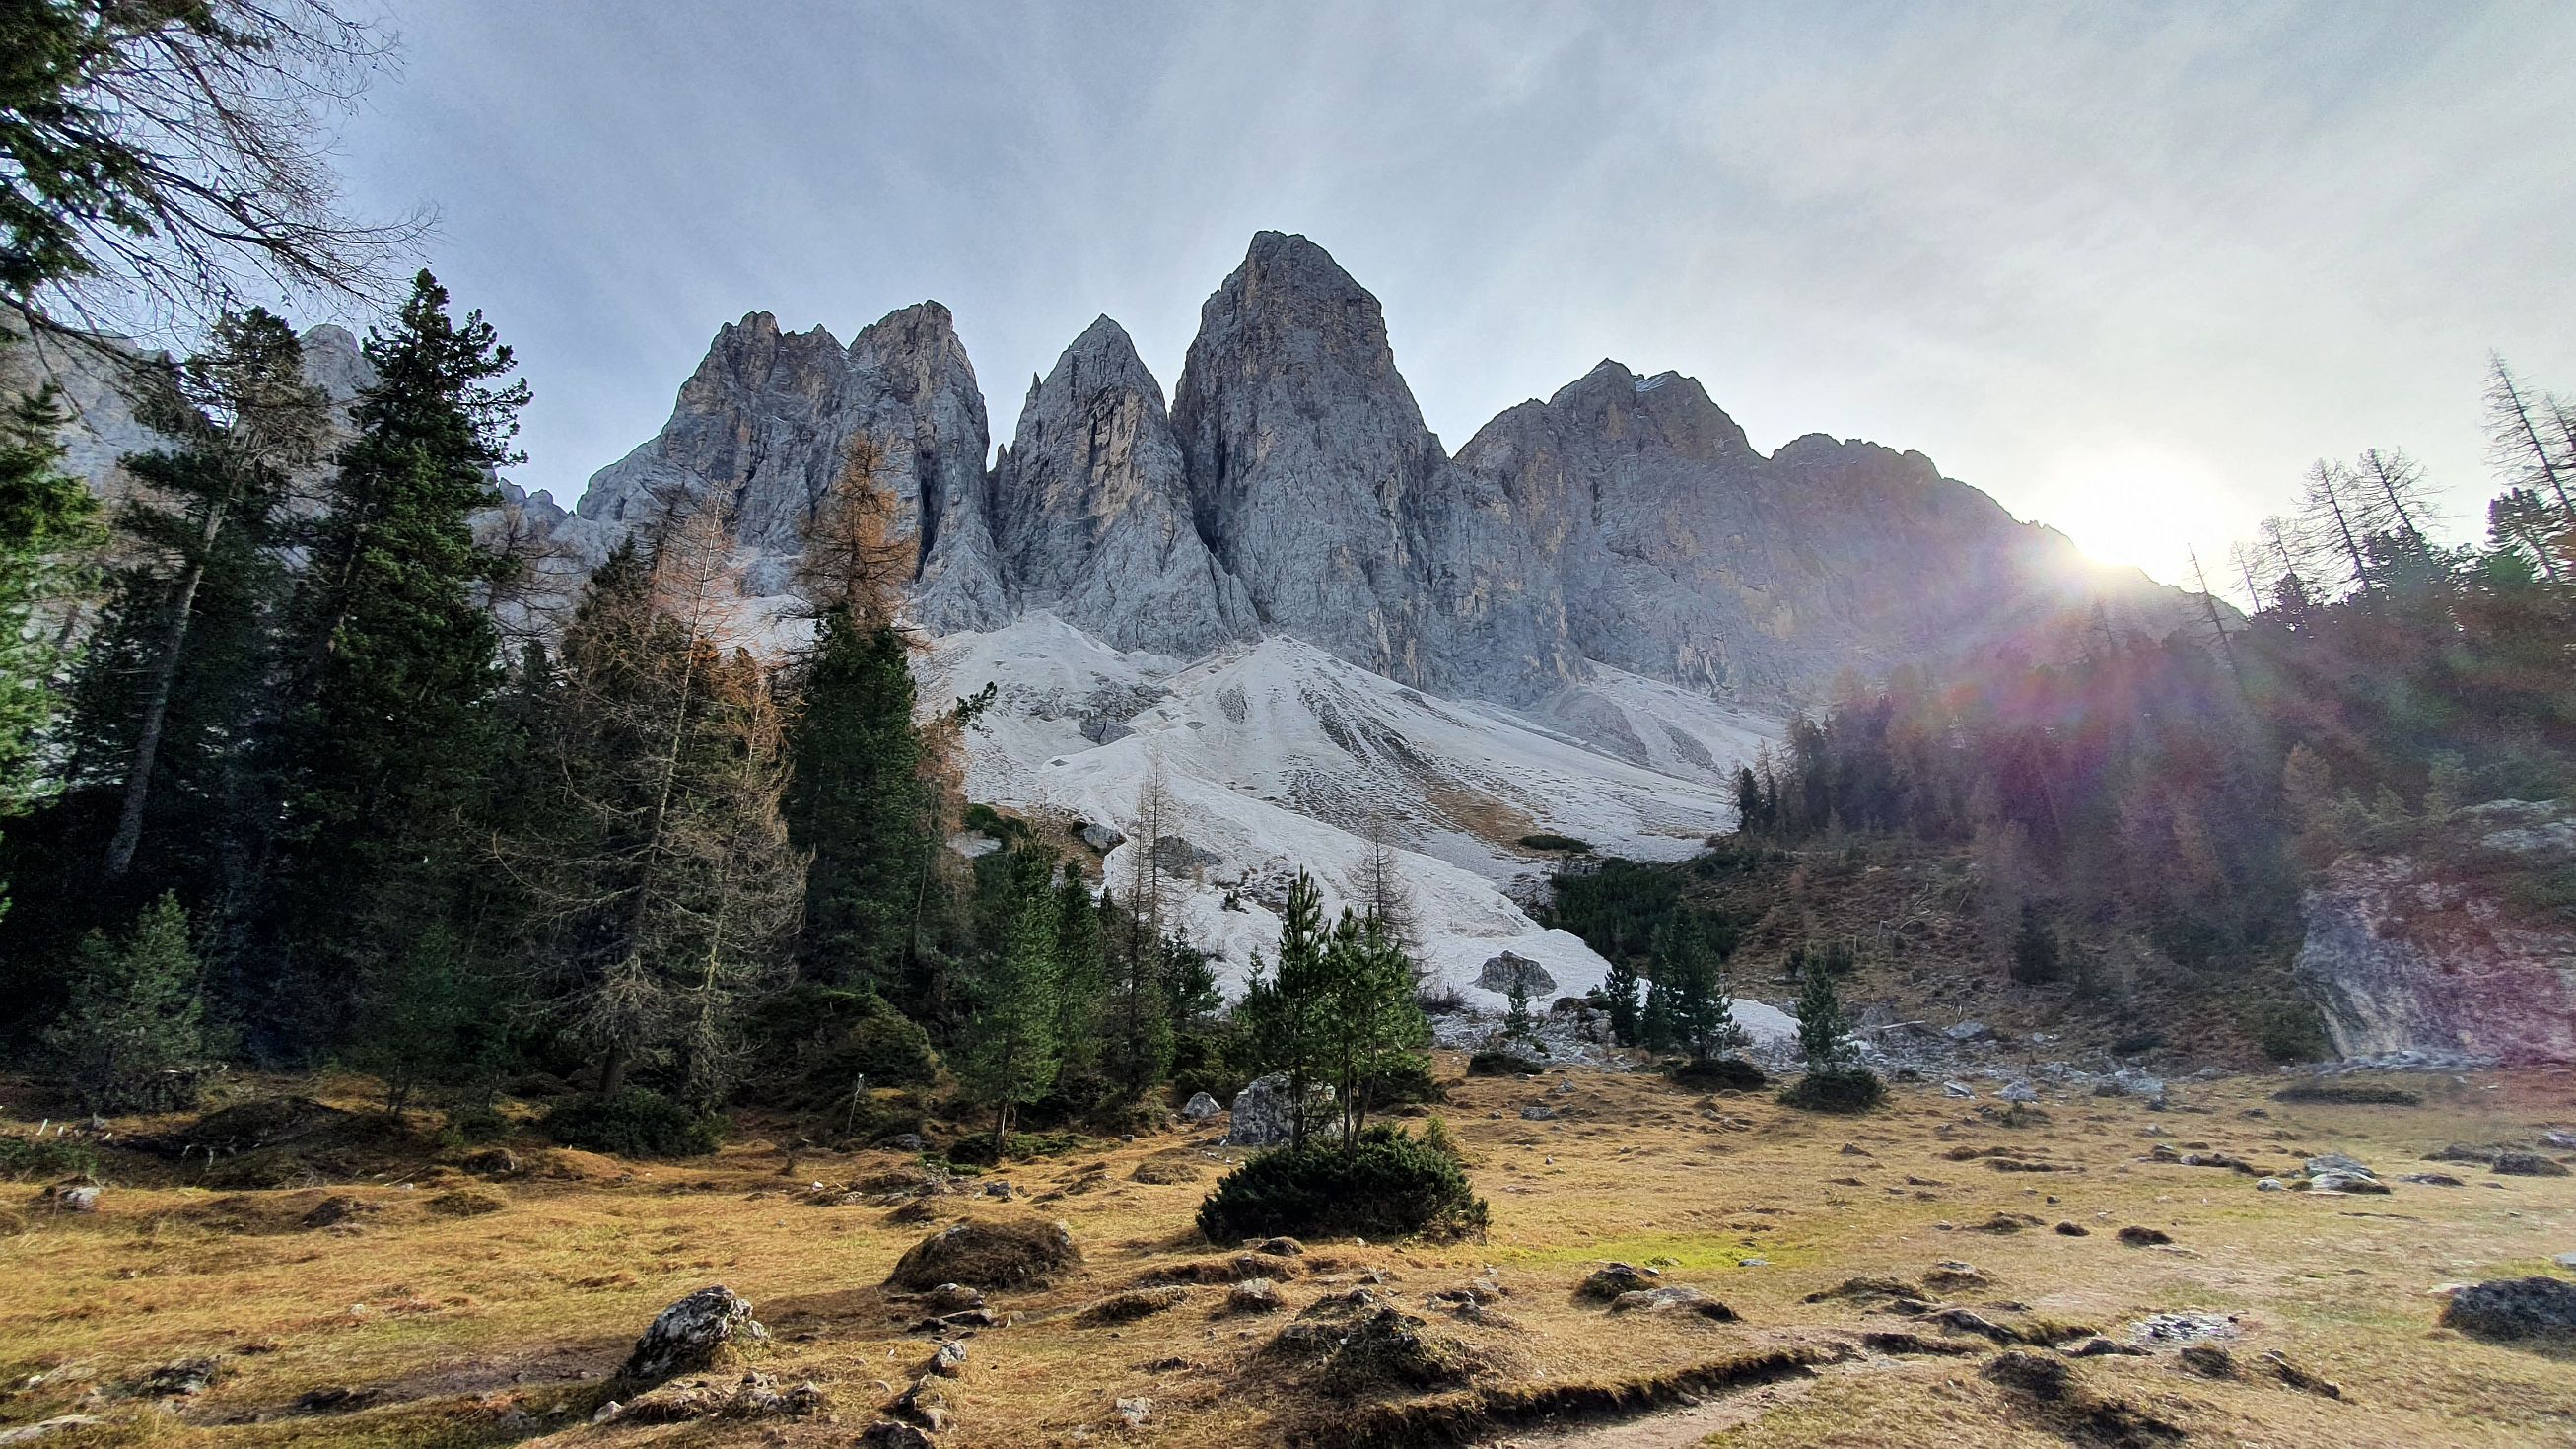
[{"x1": 2038, "y1": 448, "x2": 2244, "y2": 587}]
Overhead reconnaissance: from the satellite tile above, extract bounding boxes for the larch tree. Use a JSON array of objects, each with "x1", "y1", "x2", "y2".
[
  {"x1": 2484, "y1": 355, "x2": 2576, "y2": 528},
  {"x1": 1103, "y1": 767, "x2": 1178, "y2": 1094}
]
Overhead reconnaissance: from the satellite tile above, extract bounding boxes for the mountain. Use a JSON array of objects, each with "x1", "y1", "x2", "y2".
[{"x1": 18, "y1": 231, "x2": 2215, "y2": 1006}]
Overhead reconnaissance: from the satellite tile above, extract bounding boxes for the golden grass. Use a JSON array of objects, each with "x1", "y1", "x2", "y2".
[{"x1": 1, "y1": 1062, "x2": 2571, "y2": 1447}]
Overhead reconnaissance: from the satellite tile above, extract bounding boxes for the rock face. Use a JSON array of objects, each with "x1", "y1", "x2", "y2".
[
  {"x1": 2294, "y1": 803, "x2": 2576, "y2": 1064},
  {"x1": 575, "y1": 304, "x2": 1008, "y2": 620},
  {"x1": 989, "y1": 316, "x2": 1255, "y2": 654}
]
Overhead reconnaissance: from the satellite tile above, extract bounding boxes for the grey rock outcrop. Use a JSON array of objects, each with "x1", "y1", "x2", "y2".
[
  {"x1": 1172, "y1": 231, "x2": 1576, "y2": 703},
  {"x1": 1224, "y1": 1073, "x2": 1337, "y2": 1148},
  {"x1": 576, "y1": 304, "x2": 1008, "y2": 622},
  {"x1": 2294, "y1": 802, "x2": 2576, "y2": 1064},
  {"x1": 990, "y1": 315, "x2": 1254, "y2": 654}
]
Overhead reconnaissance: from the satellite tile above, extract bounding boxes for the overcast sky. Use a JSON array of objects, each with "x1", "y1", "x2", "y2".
[{"x1": 332, "y1": 0, "x2": 2575, "y2": 591}]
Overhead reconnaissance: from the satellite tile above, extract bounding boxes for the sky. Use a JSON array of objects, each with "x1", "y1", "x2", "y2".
[{"x1": 325, "y1": 0, "x2": 2576, "y2": 594}]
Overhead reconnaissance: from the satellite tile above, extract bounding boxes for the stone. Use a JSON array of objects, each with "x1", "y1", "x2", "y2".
[
  {"x1": 1519, "y1": 1104, "x2": 1556, "y2": 1121},
  {"x1": 0, "y1": 1419, "x2": 107, "y2": 1445},
  {"x1": 2440, "y1": 1276, "x2": 2576, "y2": 1343},
  {"x1": 2555, "y1": 1252, "x2": 2576, "y2": 1270},
  {"x1": 860, "y1": 1420, "x2": 938, "y2": 1449},
  {"x1": 1475, "y1": 952, "x2": 1557, "y2": 998},
  {"x1": 1998, "y1": 1081, "x2": 2039, "y2": 1104},
  {"x1": 2491, "y1": 1151, "x2": 2570, "y2": 1177},
  {"x1": 2260, "y1": 1350, "x2": 2343, "y2": 1399},
  {"x1": 1945, "y1": 1021, "x2": 1993, "y2": 1043},
  {"x1": 1223, "y1": 1074, "x2": 1337, "y2": 1148},
  {"x1": 37, "y1": 1184, "x2": 99, "y2": 1213},
  {"x1": 1608, "y1": 1286, "x2": 1739, "y2": 1320},
  {"x1": 1249, "y1": 1235, "x2": 1304, "y2": 1257},
  {"x1": 1114, "y1": 1397, "x2": 1150, "y2": 1428},
  {"x1": 2398, "y1": 1173, "x2": 2466, "y2": 1187},
  {"x1": 2116, "y1": 1226, "x2": 2174, "y2": 1247},
  {"x1": 891, "y1": 1377, "x2": 949, "y2": 1432},
  {"x1": 620, "y1": 1286, "x2": 766, "y2": 1383},
  {"x1": 134, "y1": 1357, "x2": 222, "y2": 1397},
  {"x1": 929, "y1": 1340, "x2": 969, "y2": 1377},
  {"x1": 917, "y1": 1283, "x2": 986, "y2": 1314},
  {"x1": 1574, "y1": 1263, "x2": 1659, "y2": 1302},
  {"x1": 1227, "y1": 1278, "x2": 1284, "y2": 1313},
  {"x1": 1941, "y1": 1080, "x2": 1976, "y2": 1099},
  {"x1": 2256, "y1": 1177, "x2": 2287, "y2": 1192},
  {"x1": 2306, "y1": 1170, "x2": 2390, "y2": 1195},
  {"x1": 1180, "y1": 1092, "x2": 1221, "y2": 1121},
  {"x1": 601, "y1": 1372, "x2": 829, "y2": 1424},
  {"x1": 2304, "y1": 1153, "x2": 2375, "y2": 1179},
  {"x1": 2054, "y1": 1221, "x2": 2090, "y2": 1237}
]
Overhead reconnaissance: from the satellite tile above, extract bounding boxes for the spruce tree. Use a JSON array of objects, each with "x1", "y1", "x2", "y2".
[
  {"x1": 0, "y1": 379, "x2": 102, "y2": 918},
  {"x1": 66, "y1": 310, "x2": 323, "y2": 889},
  {"x1": 1601, "y1": 956, "x2": 1642, "y2": 1046},
  {"x1": 44, "y1": 891, "x2": 207, "y2": 1112},
  {"x1": 958, "y1": 846, "x2": 1063, "y2": 1153},
  {"x1": 1049, "y1": 874, "x2": 1109, "y2": 1086},
  {"x1": 1319, "y1": 909, "x2": 1427, "y2": 1147},
  {"x1": 1793, "y1": 948, "x2": 1857, "y2": 1075},
  {"x1": 257, "y1": 271, "x2": 524, "y2": 1048}
]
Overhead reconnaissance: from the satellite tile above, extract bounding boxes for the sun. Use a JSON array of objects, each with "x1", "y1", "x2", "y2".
[{"x1": 2034, "y1": 447, "x2": 2247, "y2": 587}]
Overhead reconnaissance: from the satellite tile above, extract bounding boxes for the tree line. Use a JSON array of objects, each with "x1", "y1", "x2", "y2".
[{"x1": 1730, "y1": 362, "x2": 2576, "y2": 1042}]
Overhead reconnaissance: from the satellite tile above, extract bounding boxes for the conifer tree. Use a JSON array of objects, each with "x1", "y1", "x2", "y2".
[
  {"x1": 785, "y1": 435, "x2": 930, "y2": 994},
  {"x1": 257, "y1": 271, "x2": 523, "y2": 1045},
  {"x1": 1319, "y1": 909, "x2": 1427, "y2": 1147},
  {"x1": 1601, "y1": 956, "x2": 1641, "y2": 1046},
  {"x1": 1049, "y1": 874, "x2": 1108, "y2": 1084},
  {"x1": 0, "y1": 379, "x2": 100, "y2": 918},
  {"x1": 44, "y1": 890, "x2": 206, "y2": 1111},
  {"x1": 1664, "y1": 929, "x2": 1748, "y2": 1067},
  {"x1": 959, "y1": 846, "x2": 1062, "y2": 1152},
  {"x1": 1240, "y1": 868, "x2": 1328, "y2": 1148},
  {"x1": 1793, "y1": 948, "x2": 1857, "y2": 1076},
  {"x1": 70, "y1": 310, "x2": 324, "y2": 884}
]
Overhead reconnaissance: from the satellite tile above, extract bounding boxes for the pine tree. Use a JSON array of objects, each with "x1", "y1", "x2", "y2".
[
  {"x1": 1049, "y1": 874, "x2": 1109, "y2": 1085},
  {"x1": 1502, "y1": 978, "x2": 1538, "y2": 1052},
  {"x1": 1319, "y1": 910, "x2": 1428, "y2": 1147},
  {"x1": 1240, "y1": 868, "x2": 1328, "y2": 1149},
  {"x1": 1665, "y1": 930, "x2": 1748, "y2": 1067},
  {"x1": 256, "y1": 271, "x2": 524, "y2": 1047},
  {"x1": 958, "y1": 846, "x2": 1063, "y2": 1153},
  {"x1": 43, "y1": 891, "x2": 206, "y2": 1112},
  {"x1": 1601, "y1": 956, "x2": 1641, "y2": 1046}
]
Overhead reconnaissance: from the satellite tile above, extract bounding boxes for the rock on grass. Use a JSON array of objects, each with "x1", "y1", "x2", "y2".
[
  {"x1": 885, "y1": 1215, "x2": 1082, "y2": 1291},
  {"x1": 2441, "y1": 1276, "x2": 2576, "y2": 1344},
  {"x1": 1076, "y1": 1285, "x2": 1191, "y2": 1325},
  {"x1": 621, "y1": 1286, "x2": 766, "y2": 1384}
]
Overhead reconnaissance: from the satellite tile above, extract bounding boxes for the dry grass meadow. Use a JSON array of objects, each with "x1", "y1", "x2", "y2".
[{"x1": 3, "y1": 1059, "x2": 2571, "y2": 1448}]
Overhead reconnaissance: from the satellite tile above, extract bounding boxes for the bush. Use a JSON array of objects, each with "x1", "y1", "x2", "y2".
[
  {"x1": 443, "y1": 1105, "x2": 511, "y2": 1144},
  {"x1": 541, "y1": 1089, "x2": 724, "y2": 1158},
  {"x1": 1196, "y1": 1123, "x2": 1489, "y2": 1243},
  {"x1": 1667, "y1": 1057, "x2": 1768, "y2": 1091},
  {"x1": 2254, "y1": 1000, "x2": 2330, "y2": 1063},
  {"x1": 0, "y1": 1135, "x2": 100, "y2": 1182},
  {"x1": 1780, "y1": 1069, "x2": 1885, "y2": 1113},
  {"x1": 1517, "y1": 833, "x2": 1593, "y2": 854},
  {"x1": 739, "y1": 986, "x2": 940, "y2": 1110},
  {"x1": 1466, "y1": 1049, "x2": 1546, "y2": 1077},
  {"x1": 942, "y1": 1130, "x2": 1088, "y2": 1167}
]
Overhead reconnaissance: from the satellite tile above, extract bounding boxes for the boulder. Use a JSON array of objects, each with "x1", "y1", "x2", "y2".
[
  {"x1": 2491, "y1": 1151, "x2": 2570, "y2": 1177},
  {"x1": 134, "y1": 1358, "x2": 222, "y2": 1397},
  {"x1": 1574, "y1": 1263, "x2": 1658, "y2": 1302},
  {"x1": 2440, "y1": 1276, "x2": 2576, "y2": 1344},
  {"x1": 620, "y1": 1287, "x2": 767, "y2": 1383},
  {"x1": 2304, "y1": 1153, "x2": 2375, "y2": 1178},
  {"x1": 1228, "y1": 1278, "x2": 1285, "y2": 1313},
  {"x1": 860, "y1": 1420, "x2": 937, "y2": 1449},
  {"x1": 36, "y1": 1184, "x2": 100, "y2": 1213},
  {"x1": 886, "y1": 1216, "x2": 1082, "y2": 1291},
  {"x1": 2306, "y1": 1170, "x2": 2389, "y2": 1195},
  {"x1": 1180, "y1": 1091, "x2": 1221, "y2": 1121},
  {"x1": 1608, "y1": 1285, "x2": 1738, "y2": 1320},
  {"x1": 1475, "y1": 952, "x2": 1557, "y2": 998},
  {"x1": 1078, "y1": 822, "x2": 1126, "y2": 852},
  {"x1": 1223, "y1": 1074, "x2": 1337, "y2": 1148},
  {"x1": 929, "y1": 1341, "x2": 969, "y2": 1378}
]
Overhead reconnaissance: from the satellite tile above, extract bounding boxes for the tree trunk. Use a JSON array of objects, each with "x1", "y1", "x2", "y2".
[
  {"x1": 105, "y1": 491, "x2": 233, "y2": 877},
  {"x1": 600, "y1": 1040, "x2": 629, "y2": 1099}
]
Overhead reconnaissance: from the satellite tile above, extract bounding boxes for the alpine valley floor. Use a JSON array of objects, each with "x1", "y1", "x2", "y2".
[{"x1": 4, "y1": 1061, "x2": 2573, "y2": 1448}]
